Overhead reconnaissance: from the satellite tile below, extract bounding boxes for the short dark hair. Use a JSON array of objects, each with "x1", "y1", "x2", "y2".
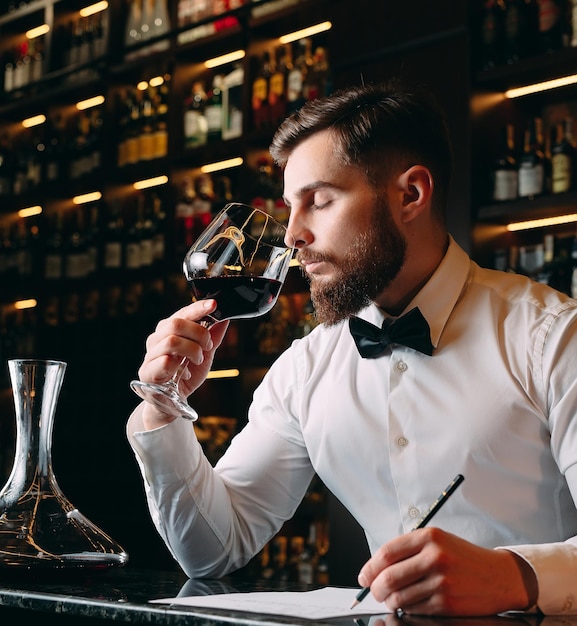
[{"x1": 269, "y1": 80, "x2": 453, "y2": 221}]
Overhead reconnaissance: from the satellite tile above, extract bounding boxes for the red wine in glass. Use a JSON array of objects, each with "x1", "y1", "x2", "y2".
[{"x1": 188, "y1": 275, "x2": 283, "y2": 323}]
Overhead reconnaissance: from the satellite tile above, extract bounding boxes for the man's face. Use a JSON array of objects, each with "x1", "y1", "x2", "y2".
[{"x1": 283, "y1": 130, "x2": 407, "y2": 325}]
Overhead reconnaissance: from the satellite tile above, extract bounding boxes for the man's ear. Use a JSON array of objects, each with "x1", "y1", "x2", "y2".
[{"x1": 397, "y1": 165, "x2": 434, "y2": 223}]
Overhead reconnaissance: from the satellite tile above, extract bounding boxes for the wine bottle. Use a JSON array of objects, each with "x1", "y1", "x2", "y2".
[
  {"x1": 44, "y1": 114, "x2": 65, "y2": 186},
  {"x1": 538, "y1": 0, "x2": 566, "y2": 52},
  {"x1": 551, "y1": 117, "x2": 577, "y2": 193},
  {"x1": 192, "y1": 173, "x2": 215, "y2": 239},
  {"x1": 44, "y1": 211, "x2": 64, "y2": 282},
  {"x1": 175, "y1": 177, "x2": 196, "y2": 259},
  {"x1": 251, "y1": 51, "x2": 271, "y2": 130},
  {"x1": 138, "y1": 86, "x2": 155, "y2": 161},
  {"x1": 151, "y1": 191, "x2": 166, "y2": 266},
  {"x1": 138, "y1": 193, "x2": 154, "y2": 269},
  {"x1": 85, "y1": 204, "x2": 100, "y2": 277},
  {"x1": 268, "y1": 45, "x2": 287, "y2": 125},
  {"x1": 492, "y1": 123, "x2": 518, "y2": 201},
  {"x1": 505, "y1": 0, "x2": 539, "y2": 61},
  {"x1": 125, "y1": 200, "x2": 143, "y2": 273},
  {"x1": 222, "y1": 62, "x2": 244, "y2": 140},
  {"x1": 153, "y1": 80, "x2": 169, "y2": 159},
  {"x1": 64, "y1": 210, "x2": 89, "y2": 281},
  {"x1": 183, "y1": 80, "x2": 208, "y2": 148},
  {"x1": 518, "y1": 118, "x2": 545, "y2": 199},
  {"x1": 126, "y1": 88, "x2": 141, "y2": 165},
  {"x1": 150, "y1": 0, "x2": 170, "y2": 51},
  {"x1": 0, "y1": 132, "x2": 13, "y2": 197},
  {"x1": 205, "y1": 74, "x2": 224, "y2": 142},
  {"x1": 287, "y1": 40, "x2": 307, "y2": 112},
  {"x1": 479, "y1": 0, "x2": 506, "y2": 70},
  {"x1": 102, "y1": 201, "x2": 124, "y2": 274}
]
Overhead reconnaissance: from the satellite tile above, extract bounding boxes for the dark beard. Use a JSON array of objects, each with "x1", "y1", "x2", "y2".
[{"x1": 303, "y1": 200, "x2": 407, "y2": 326}]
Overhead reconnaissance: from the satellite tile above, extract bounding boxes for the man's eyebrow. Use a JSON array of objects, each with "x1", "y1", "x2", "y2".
[{"x1": 283, "y1": 181, "x2": 340, "y2": 207}]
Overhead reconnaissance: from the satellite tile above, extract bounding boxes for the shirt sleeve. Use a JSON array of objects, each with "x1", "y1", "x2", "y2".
[
  {"x1": 126, "y1": 351, "x2": 315, "y2": 579},
  {"x1": 497, "y1": 305, "x2": 577, "y2": 615}
]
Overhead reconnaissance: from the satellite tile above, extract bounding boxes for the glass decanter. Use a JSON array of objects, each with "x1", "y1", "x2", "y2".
[{"x1": 0, "y1": 359, "x2": 128, "y2": 569}]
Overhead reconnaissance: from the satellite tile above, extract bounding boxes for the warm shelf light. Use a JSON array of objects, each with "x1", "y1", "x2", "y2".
[
  {"x1": 205, "y1": 49, "x2": 245, "y2": 69},
  {"x1": 505, "y1": 74, "x2": 577, "y2": 98},
  {"x1": 206, "y1": 369, "x2": 240, "y2": 380},
  {"x1": 279, "y1": 21, "x2": 332, "y2": 44},
  {"x1": 149, "y1": 75, "x2": 165, "y2": 87},
  {"x1": 137, "y1": 81, "x2": 149, "y2": 91},
  {"x1": 14, "y1": 299, "x2": 37, "y2": 310},
  {"x1": 133, "y1": 175, "x2": 169, "y2": 190},
  {"x1": 507, "y1": 213, "x2": 577, "y2": 231},
  {"x1": 22, "y1": 114, "x2": 46, "y2": 128},
  {"x1": 18, "y1": 205, "x2": 42, "y2": 218},
  {"x1": 73, "y1": 191, "x2": 102, "y2": 204},
  {"x1": 80, "y1": 1, "x2": 108, "y2": 17},
  {"x1": 76, "y1": 95, "x2": 105, "y2": 110},
  {"x1": 26, "y1": 24, "x2": 50, "y2": 39},
  {"x1": 200, "y1": 157, "x2": 243, "y2": 174}
]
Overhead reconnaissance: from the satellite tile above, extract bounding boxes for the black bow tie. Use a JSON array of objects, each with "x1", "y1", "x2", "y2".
[{"x1": 349, "y1": 307, "x2": 434, "y2": 358}]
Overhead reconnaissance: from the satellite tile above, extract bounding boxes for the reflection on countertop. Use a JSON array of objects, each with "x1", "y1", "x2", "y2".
[{"x1": 0, "y1": 566, "x2": 571, "y2": 626}]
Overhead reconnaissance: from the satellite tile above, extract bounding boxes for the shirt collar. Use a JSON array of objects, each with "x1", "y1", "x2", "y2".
[{"x1": 358, "y1": 236, "x2": 470, "y2": 349}]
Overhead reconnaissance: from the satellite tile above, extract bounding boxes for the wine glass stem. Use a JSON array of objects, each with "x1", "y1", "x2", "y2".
[
  {"x1": 169, "y1": 318, "x2": 214, "y2": 390},
  {"x1": 170, "y1": 357, "x2": 190, "y2": 389}
]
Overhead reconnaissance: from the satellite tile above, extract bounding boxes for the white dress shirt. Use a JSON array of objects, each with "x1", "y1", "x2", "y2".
[{"x1": 128, "y1": 237, "x2": 577, "y2": 614}]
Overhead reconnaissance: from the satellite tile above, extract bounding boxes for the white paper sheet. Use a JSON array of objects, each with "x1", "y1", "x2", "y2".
[{"x1": 151, "y1": 586, "x2": 392, "y2": 619}]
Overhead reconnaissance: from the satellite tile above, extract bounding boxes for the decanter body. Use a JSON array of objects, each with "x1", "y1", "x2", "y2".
[{"x1": 0, "y1": 359, "x2": 128, "y2": 569}]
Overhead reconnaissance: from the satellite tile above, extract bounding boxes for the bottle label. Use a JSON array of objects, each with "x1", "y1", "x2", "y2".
[
  {"x1": 45, "y1": 254, "x2": 62, "y2": 280},
  {"x1": 153, "y1": 129, "x2": 168, "y2": 158},
  {"x1": 518, "y1": 163, "x2": 544, "y2": 197},
  {"x1": 139, "y1": 133, "x2": 155, "y2": 161},
  {"x1": 104, "y1": 242, "x2": 122, "y2": 269},
  {"x1": 287, "y1": 69, "x2": 303, "y2": 101},
  {"x1": 184, "y1": 111, "x2": 208, "y2": 147},
  {"x1": 252, "y1": 76, "x2": 268, "y2": 109},
  {"x1": 140, "y1": 239, "x2": 154, "y2": 266},
  {"x1": 66, "y1": 252, "x2": 88, "y2": 279},
  {"x1": 539, "y1": 0, "x2": 560, "y2": 33},
  {"x1": 552, "y1": 153, "x2": 571, "y2": 193},
  {"x1": 205, "y1": 105, "x2": 223, "y2": 133},
  {"x1": 126, "y1": 136, "x2": 140, "y2": 164},
  {"x1": 125, "y1": 242, "x2": 141, "y2": 270},
  {"x1": 493, "y1": 170, "x2": 518, "y2": 201}
]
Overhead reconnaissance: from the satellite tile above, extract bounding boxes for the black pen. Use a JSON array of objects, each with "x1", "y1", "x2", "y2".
[{"x1": 350, "y1": 473, "x2": 465, "y2": 610}]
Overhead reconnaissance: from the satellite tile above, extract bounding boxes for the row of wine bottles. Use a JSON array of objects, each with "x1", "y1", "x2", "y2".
[
  {"x1": 489, "y1": 114, "x2": 577, "y2": 203},
  {"x1": 1, "y1": 7, "x2": 109, "y2": 96},
  {"x1": 0, "y1": 34, "x2": 330, "y2": 202},
  {"x1": 493, "y1": 230, "x2": 577, "y2": 297},
  {"x1": 176, "y1": 0, "x2": 245, "y2": 29},
  {"x1": 0, "y1": 106, "x2": 104, "y2": 199},
  {"x1": 477, "y1": 0, "x2": 577, "y2": 71},
  {"x1": 183, "y1": 36, "x2": 332, "y2": 148},
  {"x1": 0, "y1": 153, "x2": 287, "y2": 293},
  {"x1": 0, "y1": 276, "x2": 167, "y2": 388},
  {"x1": 0, "y1": 191, "x2": 168, "y2": 292}
]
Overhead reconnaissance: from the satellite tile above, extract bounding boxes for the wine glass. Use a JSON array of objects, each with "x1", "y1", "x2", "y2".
[{"x1": 130, "y1": 202, "x2": 294, "y2": 421}]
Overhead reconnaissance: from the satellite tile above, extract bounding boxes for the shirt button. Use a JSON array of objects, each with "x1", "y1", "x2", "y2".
[
  {"x1": 408, "y1": 506, "x2": 420, "y2": 519},
  {"x1": 397, "y1": 436, "x2": 409, "y2": 448},
  {"x1": 396, "y1": 360, "x2": 408, "y2": 372}
]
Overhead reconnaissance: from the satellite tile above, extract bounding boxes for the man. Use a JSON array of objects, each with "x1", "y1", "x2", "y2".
[{"x1": 127, "y1": 81, "x2": 577, "y2": 616}]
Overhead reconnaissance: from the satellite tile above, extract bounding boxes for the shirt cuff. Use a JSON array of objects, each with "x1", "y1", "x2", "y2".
[
  {"x1": 127, "y1": 406, "x2": 202, "y2": 484},
  {"x1": 497, "y1": 543, "x2": 577, "y2": 614}
]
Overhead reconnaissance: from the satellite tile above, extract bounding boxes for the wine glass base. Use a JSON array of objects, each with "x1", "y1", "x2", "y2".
[{"x1": 130, "y1": 380, "x2": 199, "y2": 421}]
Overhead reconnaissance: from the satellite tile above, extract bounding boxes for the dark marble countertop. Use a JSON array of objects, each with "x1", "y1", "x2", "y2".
[
  {"x1": 0, "y1": 565, "x2": 565, "y2": 626},
  {"x1": 0, "y1": 565, "x2": 362, "y2": 626}
]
